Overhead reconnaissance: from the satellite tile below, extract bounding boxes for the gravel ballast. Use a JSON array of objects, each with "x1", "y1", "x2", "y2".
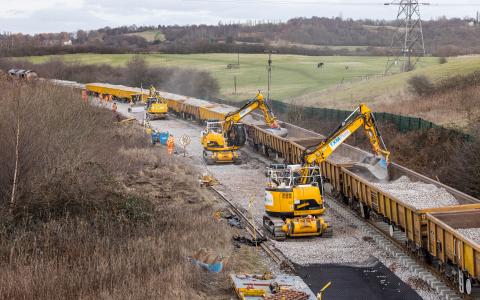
[
  {"x1": 458, "y1": 228, "x2": 480, "y2": 245},
  {"x1": 372, "y1": 176, "x2": 458, "y2": 210}
]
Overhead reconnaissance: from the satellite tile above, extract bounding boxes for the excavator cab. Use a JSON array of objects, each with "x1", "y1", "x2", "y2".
[{"x1": 226, "y1": 123, "x2": 246, "y2": 147}]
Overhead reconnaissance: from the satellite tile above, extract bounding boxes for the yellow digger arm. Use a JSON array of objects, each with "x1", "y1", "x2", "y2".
[
  {"x1": 222, "y1": 92, "x2": 279, "y2": 132},
  {"x1": 303, "y1": 104, "x2": 390, "y2": 166}
]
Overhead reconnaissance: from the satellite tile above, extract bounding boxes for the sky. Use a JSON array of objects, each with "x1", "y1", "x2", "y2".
[{"x1": 0, "y1": 0, "x2": 479, "y2": 34}]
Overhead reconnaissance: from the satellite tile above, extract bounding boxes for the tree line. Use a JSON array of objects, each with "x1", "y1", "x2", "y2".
[{"x1": 1, "y1": 16, "x2": 479, "y2": 57}]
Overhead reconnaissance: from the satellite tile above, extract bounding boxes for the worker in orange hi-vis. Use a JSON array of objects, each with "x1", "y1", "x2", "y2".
[
  {"x1": 108, "y1": 94, "x2": 112, "y2": 103},
  {"x1": 167, "y1": 135, "x2": 175, "y2": 155}
]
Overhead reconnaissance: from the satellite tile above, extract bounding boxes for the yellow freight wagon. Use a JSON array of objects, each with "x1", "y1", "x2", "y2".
[
  {"x1": 341, "y1": 167, "x2": 480, "y2": 254},
  {"x1": 427, "y1": 209, "x2": 480, "y2": 295},
  {"x1": 157, "y1": 91, "x2": 187, "y2": 114},
  {"x1": 199, "y1": 104, "x2": 235, "y2": 122},
  {"x1": 166, "y1": 99, "x2": 184, "y2": 114},
  {"x1": 85, "y1": 83, "x2": 149, "y2": 102}
]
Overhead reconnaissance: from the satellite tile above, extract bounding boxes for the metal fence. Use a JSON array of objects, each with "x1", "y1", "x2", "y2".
[{"x1": 213, "y1": 98, "x2": 441, "y2": 133}]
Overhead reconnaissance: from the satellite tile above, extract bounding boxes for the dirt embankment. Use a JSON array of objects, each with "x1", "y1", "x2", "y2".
[{"x1": 0, "y1": 79, "x2": 239, "y2": 299}]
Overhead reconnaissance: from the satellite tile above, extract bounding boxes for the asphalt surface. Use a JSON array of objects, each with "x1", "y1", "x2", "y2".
[{"x1": 296, "y1": 257, "x2": 422, "y2": 300}]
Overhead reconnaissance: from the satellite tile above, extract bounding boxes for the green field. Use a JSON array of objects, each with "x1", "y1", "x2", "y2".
[
  {"x1": 125, "y1": 30, "x2": 165, "y2": 42},
  {"x1": 25, "y1": 53, "x2": 439, "y2": 102},
  {"x1": 305, "y1": 55, "x2": 480, "y2": 109},
  {"x1": 24, "y1": 53, "x2": 480, "y2": 111}
]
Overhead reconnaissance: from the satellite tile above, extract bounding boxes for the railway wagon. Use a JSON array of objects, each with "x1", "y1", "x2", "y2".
[
  {"x1": 85, "y1": 83, "x2": 150, "y2": 102},
  {"x1": 340, "y1": 166, "x2": 480, "y2": 255},
  {"x1": 175, "y1": 97, "x2": 213, "y2": 120},
  {"x1": 199, "y1": 103, "x2": 235, "y2": 122},
  {"x1": 161, "y1": 92, "x2": 187, "y2": 114},
  {"x1": 166, "y1": 98, "x2": 184, "y2": 114},
  {"x1": 427, "y1": 209, "x2": 480, "y2": 295}
]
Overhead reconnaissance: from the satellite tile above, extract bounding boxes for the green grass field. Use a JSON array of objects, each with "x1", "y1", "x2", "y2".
[
  {"x1": 24, "y1": 53, "x2": 438, "y2": 102},
  {"x1": 305, "y1": 55, "x2": 480, "y2": 109},
  {"x1": 23, "y1": 53, "x2": 480, "y2": 110}
]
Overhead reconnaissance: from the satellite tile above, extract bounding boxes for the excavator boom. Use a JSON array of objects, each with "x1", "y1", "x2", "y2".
[
  {"x1": 222, "y1": 92, "x2": 279, "y2": 133},
  {"x1": 303, "y1": 104, "x2": 390, "y2": 171}
]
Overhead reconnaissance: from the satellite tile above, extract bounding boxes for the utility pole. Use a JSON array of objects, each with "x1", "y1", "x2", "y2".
[
  {"x1": 384, "y1": 1, "x2": 429, "y2": 75},
  {"x1": 233, "y1": 76, "x2": 237, "y2": 95},
  {"x1": 265, "y1": 50, "x2": 276, "y2": 101}
]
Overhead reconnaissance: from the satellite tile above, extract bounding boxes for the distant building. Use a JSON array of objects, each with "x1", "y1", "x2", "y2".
[{"x1": 62, "y1": 39, "x2": 72, "y2": 46}]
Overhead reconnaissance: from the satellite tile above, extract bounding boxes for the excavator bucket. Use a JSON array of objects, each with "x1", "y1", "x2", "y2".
[
  {"x1": 266, "y1": 127, "x2": 289, "y2": 138},
  {"x1": 359, "y1": 156, "x2": 391, "y2": 181}
]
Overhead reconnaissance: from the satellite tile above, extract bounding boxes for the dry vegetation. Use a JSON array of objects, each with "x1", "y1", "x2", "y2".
[
  {"x1": 375, "y1": 72, "x2": 480, "y2": 127},
  {"x1": 0, "y1": 77, "x2": 233, "y2": 299}
]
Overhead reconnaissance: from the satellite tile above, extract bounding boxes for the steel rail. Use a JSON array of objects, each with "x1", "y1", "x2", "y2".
[{"x1": 209, "y1": 186, "x2": 296, "y2": 272}]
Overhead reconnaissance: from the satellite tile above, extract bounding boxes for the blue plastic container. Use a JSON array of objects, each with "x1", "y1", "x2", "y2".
[
  {"x1": 159, "y1": 131, "x2": 169, "y2": 145},
  {"x1": 191, "y1": 259, "x2": 223, "y2": 273},
  {"x1": 151, "y1": 131, "x2": 160, "y2": 145}
]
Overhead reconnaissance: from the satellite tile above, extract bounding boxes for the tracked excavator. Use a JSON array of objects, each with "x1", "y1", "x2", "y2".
[
  {"x1": 201, "y1": 92, "x2": 285, "y2": 164},
  {"x1": 145, "y1": 86, "x2": 168, "y2": 120},
  {"x1": 263, "y1": 104, "x2": 390, "y2": 240}
]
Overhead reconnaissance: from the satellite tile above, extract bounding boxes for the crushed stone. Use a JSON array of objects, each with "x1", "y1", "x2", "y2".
[
  {"x1": 458, "y1": 228, "x2": 480, "y2": 245},
  {"x1": 373, "y1": 176, "x2": 458, "y2": 209}
]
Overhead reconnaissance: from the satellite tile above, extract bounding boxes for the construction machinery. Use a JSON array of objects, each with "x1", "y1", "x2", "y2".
[
  {"x1": 263, "y1": 104, "x2": 390, "y2": 240},
  {"x1": 201, "y1": 92, "x2": 283, "y2": 165},
  {"x1": 145, "y1": 86, "x2": 168, "y2": 120}
]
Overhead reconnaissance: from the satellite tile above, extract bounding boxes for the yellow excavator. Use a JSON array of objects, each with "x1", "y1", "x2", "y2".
[
  {"x1": 201, "y1": 92, "x2": 283, "y2": 165},
  {"x1": 145, "y1": 86, "x2": 168, "y2": 120},
  {"x1": 263, "y1": 104, "x2": 390, "y2": 240}
]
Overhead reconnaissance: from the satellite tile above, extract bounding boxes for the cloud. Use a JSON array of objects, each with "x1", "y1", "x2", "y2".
[
  {"x1": 0, "y1": 0, "x2": 477, "y2": 34},
  {"x1": 0, "y1": 0, "x2": 85, "y2": 19}
]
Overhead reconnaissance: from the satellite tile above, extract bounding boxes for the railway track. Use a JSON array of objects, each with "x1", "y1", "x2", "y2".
[
  {"x1": 324, "y1": 193, "x2": 462, "y2": 300},
  {"x1": 209, "y1": 186, "x2": 296, "y2": 273}
]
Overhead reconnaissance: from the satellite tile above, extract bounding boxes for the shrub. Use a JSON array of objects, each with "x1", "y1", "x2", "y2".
[
  {"x1": 438, "y1": 56, "x2": 448, "y2": 64},
  {"x1": 408, "y1": 75, "x2": 434, "y2": 96}
]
